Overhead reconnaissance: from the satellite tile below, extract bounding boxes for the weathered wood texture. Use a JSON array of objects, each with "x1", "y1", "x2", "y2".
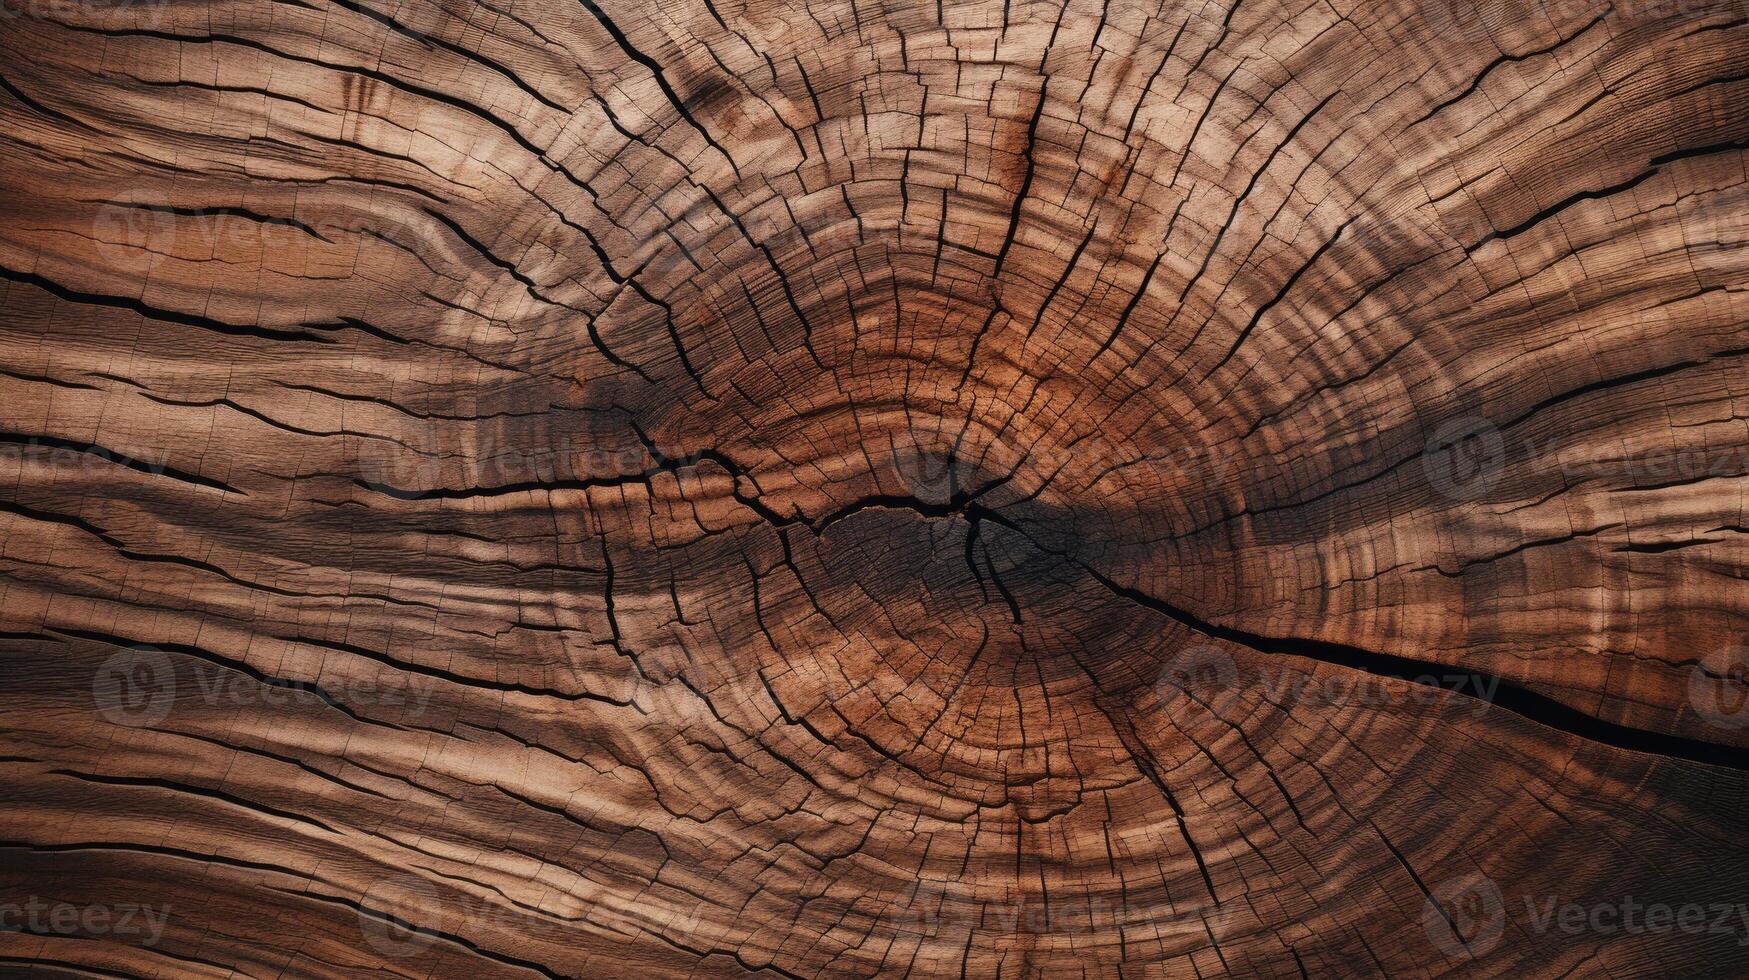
[{"x1": 2, "y1": 0, "x2": 1748, "y2": 975}]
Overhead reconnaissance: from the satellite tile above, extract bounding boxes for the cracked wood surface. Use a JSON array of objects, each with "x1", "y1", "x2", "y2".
[{"x1": 2, "y1": 0, "x2": 1748, "y2": 976}]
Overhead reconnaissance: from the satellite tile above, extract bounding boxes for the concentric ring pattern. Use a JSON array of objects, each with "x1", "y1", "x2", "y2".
[{"x1": 1, "y1": 0, "x2": 1747, "y2": 976}]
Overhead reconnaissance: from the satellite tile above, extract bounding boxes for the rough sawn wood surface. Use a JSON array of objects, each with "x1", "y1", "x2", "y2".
[{"x1": 1, "y1": 0, "x2": 1748, "y2": 976}]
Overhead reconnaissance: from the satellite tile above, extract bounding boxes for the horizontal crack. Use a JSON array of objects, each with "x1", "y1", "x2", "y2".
[
  {"x1": 1065, "y1": 556, "x2": 1749, "y2": 775},
  {"x1": 848, "y1": 501, "x2": 1749, "y2": 776}
]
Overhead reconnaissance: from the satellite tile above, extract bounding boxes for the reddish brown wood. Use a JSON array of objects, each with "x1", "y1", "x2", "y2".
[{"x1": 2, "y1": 0, "x2": 1748, "y2": 976}]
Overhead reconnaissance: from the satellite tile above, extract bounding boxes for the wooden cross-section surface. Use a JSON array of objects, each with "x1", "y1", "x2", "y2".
[{"x1": 1, "y1": 0, "x2": 1747, "y2": 976}]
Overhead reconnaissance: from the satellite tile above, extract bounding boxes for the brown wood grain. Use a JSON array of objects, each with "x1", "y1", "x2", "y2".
[{"x1": 2, "y1": 0, "x2": 1748, "y2": 976}]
